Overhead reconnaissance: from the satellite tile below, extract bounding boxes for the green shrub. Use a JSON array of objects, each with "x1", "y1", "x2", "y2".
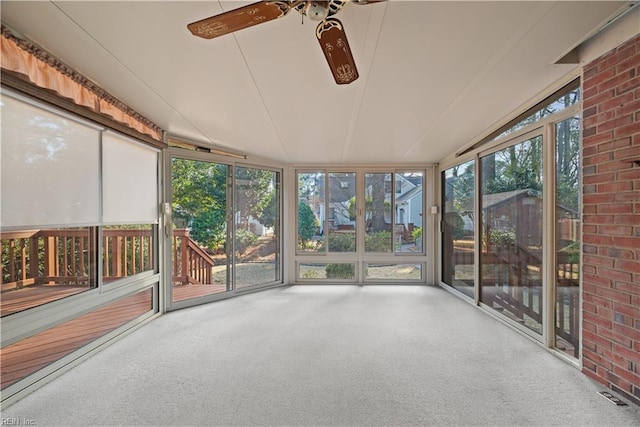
[
  {"x1": 318, "y1": 231, "x2": 394, "y2": 253},
  {"x1": 488, "y1": 229, "x2": 515, "y2": 248},
  {"x1": 235, "y1": 228, "x2": 258, "y2": 254},
  {"x1": 317, "y1": 232, "x2": 356, "y2": 252},
  {"x1": 301, "y1": 269, "x2": 319, "y2": 279},
  {"x1": 365, "y1": 230, "x2": 392, "y2": 252},
  {"x1": 411, "y1": 227, "x2": 423, "y2": 242},
  {"x1": 325, "y1": 263, "x2": 355, "y2": 279}
]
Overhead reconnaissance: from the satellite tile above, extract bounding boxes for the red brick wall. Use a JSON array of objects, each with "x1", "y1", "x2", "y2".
[{"x1": 582, "y1": 33, "x2": 640, "y2": 406}]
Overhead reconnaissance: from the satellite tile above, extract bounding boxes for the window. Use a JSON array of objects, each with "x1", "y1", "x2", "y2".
[
  {"x1": 0, "y1": 89, "x2": 160, "y2": 403},
  {"x1": 441, "y1": 160, "x2": 475, "y2": 298},
  {"x1": 298, "y1": 262, "x2": 356, "y2": 280},
  {"x1": 365, "y1": 263, "x2": 423, "y2": 281},
  {"x1": 295, "y1": 169, "x2": 427, "y2": 283},
  {"x1": 1, "y1": 227, "x2": 97, "y2": 317},
  {"x1": 1, "y1": 92, "x2": 160, "y2": 315},
  {"x1": 495, "y1": 88, "x2": 580, "y2": 140}
]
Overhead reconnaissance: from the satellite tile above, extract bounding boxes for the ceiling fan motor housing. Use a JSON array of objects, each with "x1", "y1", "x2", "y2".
[
  {"x1": 304, "y1": 1, "x2": 330, "y2": 21},
  {"x1": 294, "y1": 0, "x2": 347, "y2": 20}
]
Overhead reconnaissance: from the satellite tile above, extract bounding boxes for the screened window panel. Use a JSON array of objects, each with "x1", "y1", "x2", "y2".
[
  {"x1": 102, "y1": 132, "x2": 159, "y2": 224},
  {"x1": 1, "y1": 93, "x2": 100, "y2": 228}
]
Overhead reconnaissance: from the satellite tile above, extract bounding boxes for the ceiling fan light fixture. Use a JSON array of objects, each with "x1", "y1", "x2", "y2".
[{"x1": 305, "y1": 1, "x2": 330, "y2": 21}]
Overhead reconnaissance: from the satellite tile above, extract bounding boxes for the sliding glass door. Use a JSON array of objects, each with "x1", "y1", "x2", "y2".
[
  {"x1": 439, "y1": 87, "x2": 582, "y2": 359},
  {"x1": 441, "y1": 160, "x2": 475, "y2": 298},
  {"x1": 234, "y1": 166, "x2": 280, "y2": 289},
  {"x1": 170, "y1": 157, "x2": 231, "y2": 304},
  {"x1": 168, "y1": 150, "x2": 281, "y2": 309},
  {"x1": 480, "y1": 135, "x2": 544, "y2": 335}
]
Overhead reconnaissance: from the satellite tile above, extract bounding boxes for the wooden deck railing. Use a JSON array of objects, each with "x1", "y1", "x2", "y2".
[
  {"x1": 172, "y1": 229, "x2": 217, "y2": 286},
  {"x1": 2, "y1": 229, "x2": 92, "y2": 292},
  {"x1": 2, "y1": 227, "x2": 218, "y2": 295},
  {"x1": 449, "y1": 241, "x2": 578, "y2": 353},
  {"x1": 482, "y1": 241, "x2": 544, "y2": 325},
  {"x1": 1, "y1": 230, "x2": 40, "y2": 292},
  {"x1": 103, "y1": 229, "x2": 154, "y2": 281},
  {"x1": 2, "y1": 228, "x2": 153, "y2": 292}
]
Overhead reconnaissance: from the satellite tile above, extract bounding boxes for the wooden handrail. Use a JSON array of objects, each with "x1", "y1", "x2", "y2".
[
  {"x1": 171, "y1": 229, "x2": 217, "y2": 286},
  {"x1": 0, "y1": 230, "x2": 40, "y2": 240},
  {"x1": 186, "y1": 239, "x2": 215, "y2": 267}
]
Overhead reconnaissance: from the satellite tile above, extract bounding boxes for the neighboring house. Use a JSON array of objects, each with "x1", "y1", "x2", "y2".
[
  {"x1": 442, "y1": 175, "x2": 474, "y2": 234},
  {"x1": 482, "y1": 189, "x2": 541, "y2": 239},
  {"x1": 315, "y1": 174, "x2": 356, "y2": 234},
  {"x1": 482, "y1": 189, "x2": 577, "y2": 246},
  {"x1": 314, "y1": 173, "x2": 423, "y2": 234},
  {"x1": 395, "y1": 182, "x2": 422, "y2": 232}
]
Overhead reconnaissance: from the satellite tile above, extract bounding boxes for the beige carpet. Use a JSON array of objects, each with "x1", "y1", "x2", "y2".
[{"x1": 3, "y1": 285, "x2": 640, "y2": 426}]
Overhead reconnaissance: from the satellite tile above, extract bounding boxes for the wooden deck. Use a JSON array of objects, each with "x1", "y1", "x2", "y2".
[
  {"x1": 0, "y1": 288, "x2": 153, "y2": 390},
  {"x1": 1, "y1": 282, "x2": 259, "y2": 317},
  {"x1": 0, "y1": 282, "x2": 260, "y2": 391},
  {"x1": 172, "y1": 284, "x2": 228, "y2": 302},
  {"x1": 1, "y1": 285, "x2": 90, "y2": 317}
]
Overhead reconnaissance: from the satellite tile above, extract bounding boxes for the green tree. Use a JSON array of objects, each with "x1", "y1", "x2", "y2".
[
  {"x1": 297, "y1": 202, "x2": 318, "y2": 248},
  {"x1": 451, "y1": 161, "x2": 475, "y2": 224},
  {"x1": 234, "y1": 228, "x2": 258, "y2": 255},
  {"x1": 483, "y1": 137, "x2": 543, "y2": 195},
  {"x1": 556, "y1": 117, "x2": 581, "y2": 211},
  {"x1": 235, "y1": 167, "x2": 274, "y2": 230},
  {"x1": 256, "y1": 188, "x2": 278, "y2": 234},
  {"x1": 171, "y1": 159, "x2": 228, "y2": 249},
  {"x1": 298, "y1": 172, "x2": 323, "y2": 202}
]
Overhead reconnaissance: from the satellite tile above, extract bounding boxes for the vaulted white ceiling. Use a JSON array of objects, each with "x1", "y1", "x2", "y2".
[{"x1": 1, "y1": 1, "x2": 632, "y2": 164}]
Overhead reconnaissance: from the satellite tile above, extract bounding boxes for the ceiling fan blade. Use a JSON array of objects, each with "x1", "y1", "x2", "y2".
[
  {"x1": 316, "y1": 18, "x2": 359, "y2": 85},
  {"x1": 350, "y1": 0, "x2": 387, "y2": 5},
  {"x1": 187, "y1": 1, "x2": 291, "y2": 40}
]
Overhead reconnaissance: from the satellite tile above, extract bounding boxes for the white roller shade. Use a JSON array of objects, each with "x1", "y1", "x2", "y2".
[
  {"x1": 102, "y1": 132, "x2": 158, "y2": 224},
  {"x1": 1, "y1": 93, "x2": 100, "y2": 228}
]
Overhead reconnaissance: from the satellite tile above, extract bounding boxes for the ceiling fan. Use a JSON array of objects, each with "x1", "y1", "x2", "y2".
[{"x1": 187, "y1": 0, "x2": 387, "y2": 85}]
